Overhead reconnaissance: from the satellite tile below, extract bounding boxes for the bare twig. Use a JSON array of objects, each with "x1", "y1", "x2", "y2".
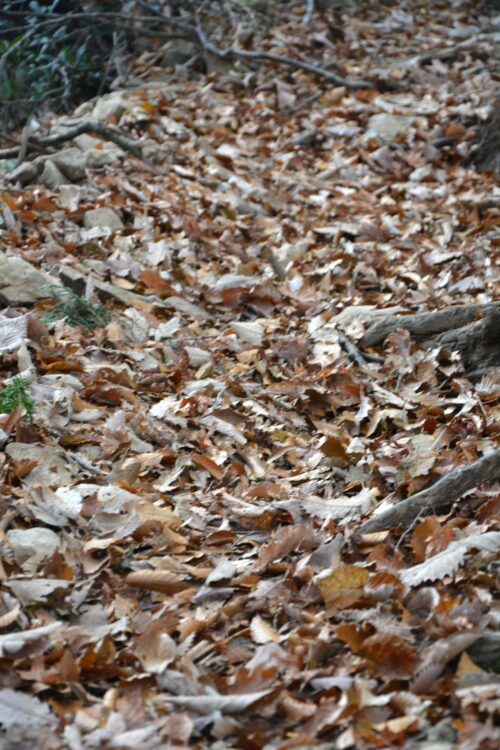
[
  {"x1": 194, "y1": 17, "x2": 386, "y2": 90},
  {"x1": 359, "y1": 450, "x2": 500, "y2": 533},
  {"x1": 409, "y1": 36, "x2": 483, "y2": 66},
  {"x1": 0, "y1": 120, "x2": 144, "y2": 161},
  {"x1": 337, "y1": 331, "x2": 383, "y2": 368},
  {"x1": 303, "y1": 0, "x2": 315, "y2": 27},
  {"x1": 66, "y1": 452, "x2": 105, "y2": 475},
  {"x1": 274, "y1": 91, "x2": 322, "y2": 116},
  {"x1": 0, "y1": 131, "x2": 45, "y2": 155}
]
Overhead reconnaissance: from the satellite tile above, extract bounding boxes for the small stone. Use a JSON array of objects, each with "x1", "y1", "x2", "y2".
[
  {"x1": 90, "y1": 92, "x2": 130, "y2": 121},
  {"x1": 83, "y1": 207, "x2": 124, "y2": 232},
  {"x1": 0, "y1": 254, "x2": 58, "y2": 306},
  {"x1": 84, "y1": 148, "x2": 124, "y2": 169},
  {"x1": 7, "y1": 161, "x2": 38, "y2": 185},
  {"x1": 51, "y1": 147, "x2": 87, "y2": 181},
  {"x1": 7, "y1": 527, "x2": 60, "y2": 565},
  {"x1": 367, "y1": 113, "x2": 412, "y2": 143},
  {"x1": 40, "y1": 159, "x2": 66, "y2": 189}
]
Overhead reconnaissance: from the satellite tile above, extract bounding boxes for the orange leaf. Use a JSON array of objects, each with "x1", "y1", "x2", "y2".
[
  {"x1": 192, "y1": 454, "x2": 225, "y2": 480},
  {"x1": 126, "y1": 570, "x2": 193, "y2": 594},
  {"x1": 43, "y1": 359, "x2": 84, "y2": 373},
  {"x1": 317, "y1": 563, "x2": 371, "y2": 609},
  {"x1": 139, "y1": 269, "x2": 176, "y2": 297},
  {"x1": 336, "y1": 622, "x2": 374, "y2": 653},
  {"x1": 11, "y1": 458, "x2": 40, "y2": 479},
  {"x1": 359, "y1": 632, "x2": 419, "y2": 678}
]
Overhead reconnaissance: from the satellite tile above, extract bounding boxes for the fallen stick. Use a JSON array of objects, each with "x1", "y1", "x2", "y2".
[
  {"x1": 359, "y1": 450, "x2": 500, "y2": 533},
  {"x1": 337, "y1": 331, "x2": 383, "y2": 368},
  {"x1": 0, "y1": 120, "x2": 144, "y2": 161},
  {"x1": 195, "y1": 18, "x2": 388, "y2": 90}
]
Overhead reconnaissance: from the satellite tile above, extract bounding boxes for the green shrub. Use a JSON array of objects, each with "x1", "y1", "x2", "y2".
[{"x1": 0, "y1": 1, "x2": 120, "y2": 129}]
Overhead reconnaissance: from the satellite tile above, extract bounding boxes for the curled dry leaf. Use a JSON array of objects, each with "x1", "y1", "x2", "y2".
[
  {"x1": 161, "y1": 690, "x2": 272, "y2": 715},
  {"x1": 250, "y1": 615, "x2": 281, "y2": 644},
  {"x1": 125, "y1": 570, "x2": 194, "y2": 595}
]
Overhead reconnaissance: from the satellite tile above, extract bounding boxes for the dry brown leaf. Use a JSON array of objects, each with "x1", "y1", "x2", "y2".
[
  {"x1": 125, "y1": 570, "x2": 193, "y2": 594},
  {"x1": 359, "y1": 632, "x2": 420, "y2": 678},
  {"x1": 317, "y1": 563, "x2": 370, "y2": 606}
]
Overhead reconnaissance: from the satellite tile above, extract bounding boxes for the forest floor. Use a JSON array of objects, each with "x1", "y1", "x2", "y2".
[{"x1": 0, "y1": 1, "x2": 499, "y2": 748}]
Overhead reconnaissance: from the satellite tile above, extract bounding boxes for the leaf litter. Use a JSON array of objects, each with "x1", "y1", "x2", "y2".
[{"x1": 0, "y1": 1, "x2": 499, "y2": 748}]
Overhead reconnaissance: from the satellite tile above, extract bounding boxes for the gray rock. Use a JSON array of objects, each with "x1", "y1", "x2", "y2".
[
  {"x1": 51, "y1": 147, "x2": 87, "y2": 181},
  {"x1": 7, "y1": 161, "x2": 38, "y2": 185},
  {"x1": 73, "y1": 134, "x2": 124, "y2": 167},
  {"x1": 83, "y1": 207, "x2": 123, "y2": 232},
  {"x1": 90, "y1": 92, "x2": 130, "y2": 121},
  {"x1": 84, "y1": 147, "x2": 124, "y2": 169},
  {"x1": 0, "y1": 253, "x2": 58, "y2": 306},
  {"x1": 40, "y1": 159, "x2": 66, "y2": 189},
  {"x1": 368, "y1": 113, "x2": 412, "y2": 142},
  {"x1": 7, "y1": 527, "x2": 60, "y2": 565}
]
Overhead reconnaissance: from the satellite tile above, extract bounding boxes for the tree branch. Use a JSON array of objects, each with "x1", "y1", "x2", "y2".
[
  {"x1": 194, "y1": 17, "x2": 387, "y2": 90},
  {"x1": 303, "y1": 0, "x2": 315, "y2": 27},
  {"x1": 0, "y1": 120, "x2": 144, "y2": 161}
]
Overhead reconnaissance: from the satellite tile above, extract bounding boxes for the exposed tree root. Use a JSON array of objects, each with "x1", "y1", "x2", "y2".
[
  {"x1": 472, "y1": 97, "x2": 500, "y2": 176},
  {"x1": 468, "y1": 631, "x2": 500, "y2": 672},
  {"x1": 362, "y1": 303, "x2": 500, "y2": 378},
  {"x1": 359, "y1": 450, "x2": 500, "y2": 533}
]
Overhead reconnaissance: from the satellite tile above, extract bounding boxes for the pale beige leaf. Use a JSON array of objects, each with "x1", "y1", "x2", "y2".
[
  {"x1": 401, "y1": 532, "x2": 500, "y2": 587},
  {"x1": 250, "y1": 615, "x2": 281, "y2": 644},
  {"x1": 0, "y1": 621, "x2": 61, "y2": 657},
  {"x1": 162, "y1": 690, "x2": 270, "y2": 714}
]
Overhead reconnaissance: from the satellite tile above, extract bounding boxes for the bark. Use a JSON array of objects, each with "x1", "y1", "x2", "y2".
[
  {"x1": 359, "y1": 450, "x2": 500, "y2": 533},
  {"x1": 361, "y1": 303, "x2": 500, "y2": 378},
  {"x1": 0, "y1": 120, "x2": 144, "y2": 161},
  {"x1": 472, "y1": 97, "x2": 500, "y2": 176},
  {"x1": 467, "y1": 631, "x2": 500, "y2": 672}
]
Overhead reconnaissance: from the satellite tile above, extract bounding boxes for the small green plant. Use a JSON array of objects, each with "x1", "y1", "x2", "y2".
[
  {"x1": 0, "y1": 376, "x2": 36, "y2": 420},
  {"x1": 43, "y1": 285, "x2": 110, "y2": 332},
  {"x1": 0, "y1": 2, "x2": 119, "y2": 130}
]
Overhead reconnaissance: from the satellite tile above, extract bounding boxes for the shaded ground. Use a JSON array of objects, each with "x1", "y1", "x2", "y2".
[{"x1": 0, "y1": 1, "x2": 499, "y2": 748}]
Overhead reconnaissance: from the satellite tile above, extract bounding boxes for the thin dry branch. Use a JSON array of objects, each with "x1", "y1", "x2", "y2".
[
  {"x1": 409, "y1": 35, "x2": 485, "y2": 66},
  {"x1": 303, "y1": 0, "x2": 315, "y2": 27},
  {"x1": 0, "y1": 120, "x2": 144, "y2": 161},
  {"x1": 359, "y1": 450, "x2": 500, "y2": 533},
  {"x1": 194, "y1": 18, "x2": 387, "y2": 90}
]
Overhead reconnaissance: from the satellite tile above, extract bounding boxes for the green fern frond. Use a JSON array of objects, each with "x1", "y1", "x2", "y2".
[
  {"x1": 0, "y1": 376, "x2": 36, "y2": 420},
  {"x1": 43, "y1": 285, "x2": 110, "y2": 332}
]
